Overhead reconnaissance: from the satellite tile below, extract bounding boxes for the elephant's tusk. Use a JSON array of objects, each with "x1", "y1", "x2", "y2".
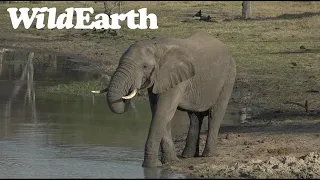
[
  {"x1": 91, "y1": 87, "x2": 108, "y2": 94},
  {"x1": 122, "y1": 89, "x2": 138, "y2": 99},
  {"x1": 91, "y1": 90, "x2": 101, "y2": 94}
]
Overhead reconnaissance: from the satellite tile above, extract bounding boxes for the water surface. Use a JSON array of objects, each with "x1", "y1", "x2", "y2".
[{"x1": 0, "y1": 48, "x2": 186, "y2": 179}]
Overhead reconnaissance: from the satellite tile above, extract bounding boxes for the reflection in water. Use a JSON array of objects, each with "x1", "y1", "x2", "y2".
[
  {"x1": 0, "y1": 48, "x2": 185, "y2": 179},
  {"x1": 0, "y1": 49, "x2": 3, "y2": 77},
  {"x1": 143, "y1": 168, "x2": 186, "y2": 179},
  {"x1": 4, "y1": 52, "x2": 37, "y2": 123}
]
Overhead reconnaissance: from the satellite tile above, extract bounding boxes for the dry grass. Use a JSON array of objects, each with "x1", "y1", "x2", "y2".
[{"x1": 0, "y1": 1, "x2": 320, "y2": 114}]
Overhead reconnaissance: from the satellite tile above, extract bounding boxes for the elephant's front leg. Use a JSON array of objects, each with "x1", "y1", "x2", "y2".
[
  {"x1": 142, "y1": 88, "x2": 183, "y2": 167},
  {"x1": 160, "y1": 122, "x2": 179, "y2": 164},
  {"x1": 143, "y1": 110, "x2": 178, "y2": 167},
  {"x1": 147, "y1": 88, "x2": 176, "y2": 164}
]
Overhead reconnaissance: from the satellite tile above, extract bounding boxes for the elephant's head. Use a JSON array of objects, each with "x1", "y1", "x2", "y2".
[{"x1": 101, "y1": 39, "x2": 196, "y2": 114}]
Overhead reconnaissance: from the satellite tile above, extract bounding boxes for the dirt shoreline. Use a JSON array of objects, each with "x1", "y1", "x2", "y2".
[{"x1": 165, "y1": 119, "x2": 320, "y2": 178}]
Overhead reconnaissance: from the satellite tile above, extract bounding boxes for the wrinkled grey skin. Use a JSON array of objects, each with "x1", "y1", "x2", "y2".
[{"x1": 106, "y1": 32, "x2": 236, "y2": 167}]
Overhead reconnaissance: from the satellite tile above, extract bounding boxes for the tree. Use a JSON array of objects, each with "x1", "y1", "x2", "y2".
[
  {"x1": 103, "y1": 1, "x2": 121, "y2": 15},
  {"x1": 91, "y1": 1, "x2": 122, "y2": 37},
  {"x1": 242, "y1": 1, "x2": 252, "y2": 19}
]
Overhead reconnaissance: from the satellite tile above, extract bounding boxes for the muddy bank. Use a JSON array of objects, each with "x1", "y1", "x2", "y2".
[
  {"x1": 186, "y1": 152, "x2": 320, "y2": 179},
  {"x1": 167, "y1": 119, "x2": 320, "y2": 178}
]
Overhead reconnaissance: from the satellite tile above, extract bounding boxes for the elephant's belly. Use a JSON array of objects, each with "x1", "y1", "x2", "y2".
[
  {"x1": 178, "y1": 102, "x2": 212, "y2": 112},
  {"x1": 178, "y1": 88, "x2": 221, "y2": 112},
  {"x1": 178, "y1": 76, "x2": 225, "y2": 112}
]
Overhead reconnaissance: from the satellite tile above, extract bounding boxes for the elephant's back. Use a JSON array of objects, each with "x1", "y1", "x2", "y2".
[
  {"x1": 186, "y1": 31, "x2": 227, "y2": 50},
  {"x1": 185, "y1": 32, "x2": 230, "y2": 58},
  {"x1": 181, "y1": 33, "x2": 233, "y2": 74}
]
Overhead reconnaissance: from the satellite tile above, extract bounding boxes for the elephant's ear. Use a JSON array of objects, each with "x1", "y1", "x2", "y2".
[{"x1": 152, "y1": 47, "x2": 195, "y2": 94}]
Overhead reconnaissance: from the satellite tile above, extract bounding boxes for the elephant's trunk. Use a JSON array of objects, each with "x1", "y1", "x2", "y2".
[{"x1": 106, "y1": 63, "x2": 135, "y2": 114}]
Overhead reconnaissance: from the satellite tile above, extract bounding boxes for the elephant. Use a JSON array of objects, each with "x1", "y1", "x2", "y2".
[{"x1": 91, "y1": 31, "x2": 236, "y2": 167}]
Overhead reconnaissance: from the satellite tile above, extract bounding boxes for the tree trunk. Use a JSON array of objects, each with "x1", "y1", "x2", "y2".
[
  {"x1": 103, "y1": 1, "x2": 108, "y2": 14},
  {"x1": 242, "y1": 1, "x2": 252, "y2": 20},
  {"x1": 118, "y1": 1, "x2": 121, "y2": 14}
]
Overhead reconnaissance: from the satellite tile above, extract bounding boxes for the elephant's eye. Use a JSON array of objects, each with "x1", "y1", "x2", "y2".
[{"x1": 143, "y1": 64, "x2": 148, "y2": 69}]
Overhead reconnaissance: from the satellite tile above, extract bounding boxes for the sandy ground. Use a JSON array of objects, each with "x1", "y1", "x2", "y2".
[{"x1": 166, "y1": 118, "x2": 320, "y2": 178}]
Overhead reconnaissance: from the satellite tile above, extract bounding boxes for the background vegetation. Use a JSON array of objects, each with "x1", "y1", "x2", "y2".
[{"x1": 0, "y1": 1, "x2": 319, "y2": 118}]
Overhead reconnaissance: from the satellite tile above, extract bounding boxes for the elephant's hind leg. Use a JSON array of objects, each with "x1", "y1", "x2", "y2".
[
  {"x1": 181, "y1": 112, "x2": 204, "y2": 158},
  {"x1": 202, "y1": 75, "x2": 236, "y2": 157}
]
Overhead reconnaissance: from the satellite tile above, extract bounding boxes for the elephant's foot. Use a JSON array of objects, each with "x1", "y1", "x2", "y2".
[
  {"x1": 142, "y1": 158, "x2": 162, "y2": 167},
  {"x1": 194, "y1": 151, "x2": 201, "y2": 157},
  {"x1": 202, "y1": 147, "x2": 219, "y2": 157},
  {"x1": 161, "y1": 153, "x2": 179, "y2": 164},
  {"x1": 181, "y1": 148, "x2": 197, "y2": 158}
]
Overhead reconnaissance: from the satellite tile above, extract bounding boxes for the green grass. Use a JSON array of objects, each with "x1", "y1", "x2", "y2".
[{"x1": 1, "y1": 1, "x2": 320, "y2": 113}]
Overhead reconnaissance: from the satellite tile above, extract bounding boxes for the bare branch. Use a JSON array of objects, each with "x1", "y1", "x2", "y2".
[{"x1": 283, "y1": 100, "x2": 310, "y2": 113}]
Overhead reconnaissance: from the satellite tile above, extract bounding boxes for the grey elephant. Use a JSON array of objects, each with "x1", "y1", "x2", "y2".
[{"x1": 92, "y1": 31, "x2": 236, "y2": 167}]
